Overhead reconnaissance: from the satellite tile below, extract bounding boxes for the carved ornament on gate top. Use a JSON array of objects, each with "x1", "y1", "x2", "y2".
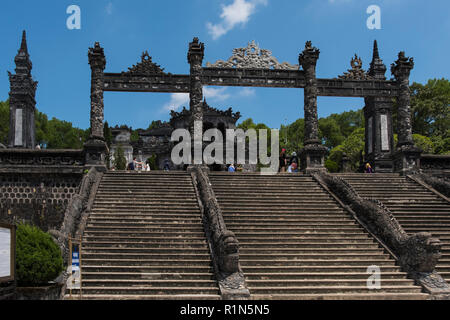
[{"x1": 206, "y1": 41, "x2": 299, "y2": 70}]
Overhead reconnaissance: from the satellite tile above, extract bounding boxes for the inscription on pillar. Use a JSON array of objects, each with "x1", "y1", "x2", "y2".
[
  {"x1": 380, "y1": 114, "x2": 389, "y2": 151},
  {"x1": 14, "y1": 109, "x2": 23, "y2": 147}
]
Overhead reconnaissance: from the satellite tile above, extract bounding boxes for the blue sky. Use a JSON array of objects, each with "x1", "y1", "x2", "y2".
[{"x1": 0, "y1": 0, "x2": 449, "y2": 130}]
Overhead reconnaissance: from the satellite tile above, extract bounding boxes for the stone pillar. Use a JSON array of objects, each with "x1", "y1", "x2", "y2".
[
  {"x1": 363, "y1": 41, "x2": 395, "y2": 172},
  {"x1": 187, "y1": 37, "x2": 205, "y2": 166},
  {"x1": 8, "y1": 31, "x2": 38, "y2": 149},
  {"x1": 391, "y1": 51, "x2": 422, "y2": 174},
  {"x1": 85, "y1": 42, "x2": 108, "y2": 171},
  {"x1": 299, "y1": 41, "x2": 327, "y2": 173}
]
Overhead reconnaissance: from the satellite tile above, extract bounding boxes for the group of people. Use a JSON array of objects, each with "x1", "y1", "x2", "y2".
[
  {"x1": 227, "y1": 164, "x2": 243, "y2": 172},
  {"x1": 279, "y1": 149, "x2": 299, "y2": 173}
]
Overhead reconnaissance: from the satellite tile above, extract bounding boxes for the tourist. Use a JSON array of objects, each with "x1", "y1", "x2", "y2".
[
  {"x1": 163, "y1": 159, "x2": 170, "y2": 171},
  {"x1": 228, "y1": 164, "x2": 236, "y2": 172},
  {"x1": 290, "y1": 152, "x2": 298, "y2": 166},
  {"x1": 279, "y1": 148, "x2": 287, "y2": 172},
  {"x1": 127, "y1": 158, "x2": 136, "y2": 171},
  {"x1": 365, "y1": 163, "x2": 374, "y2": 173},
  {"x1": 288, "y1": 162, "x2": 299, "y2": 173},
  {"x1": 35, "y1": 144, "x2": 41, "y2": 150}
]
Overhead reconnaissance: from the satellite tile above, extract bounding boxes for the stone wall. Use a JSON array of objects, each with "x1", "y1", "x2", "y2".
[
  {"x1": 0, "y1": 173, "x2": 82, "y2": 231},
  {"x1": 420, "y1": 154, "x2": 450, "y2": 180}
]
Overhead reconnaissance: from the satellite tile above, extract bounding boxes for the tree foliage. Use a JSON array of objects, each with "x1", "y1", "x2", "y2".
[
  {"x1": 16, "y1": 224, "x2": 64, "y2": 287},
  {"x1": 113, "y1": 146, "x2": 127, "y2": 170}
]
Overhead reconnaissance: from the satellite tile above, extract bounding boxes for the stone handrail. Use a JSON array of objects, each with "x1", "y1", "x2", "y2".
[
  {"x1": 314, "y1": 172, "x2": 442, "y2": 273},
  {"x1": 189, "y1": 166, "x2": 249, "y2": 299},
  {"x1": 49, "y1": 167, "x2": 102, "y2": 264},
  {"x1": 314, "y1": 172, "x2": 450, "y2": 296},
  {"x1": 409, "y1": 173, "x2": 450, "y2": 200}
]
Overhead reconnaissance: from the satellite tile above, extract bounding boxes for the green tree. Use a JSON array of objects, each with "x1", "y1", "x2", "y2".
[
  {"x1": 113, "y1": 146, "x2": 127, "y2": 170},
  {"x1": 0, "y1": 100, "x2": 9, "y2": 145},
  {"x1": 410, "y1": 78, "x2": 450, "y2": 139},
  {"x1": 328, "y1": 128, "x2": 365, "y2": 172},
  {"x1": 16, "y1": 224, "x2": 64, "y2": 287}
]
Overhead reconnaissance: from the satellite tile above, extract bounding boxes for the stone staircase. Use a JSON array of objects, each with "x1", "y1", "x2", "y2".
[
  {"x1": 209, "y1": 172, "x2": 427, "y2": 300},
  {"x1": 65, "y1": 171, "x2": 220, "y2": 300},
  {"x1": 336, "y1": 173, "x2": 450, "y2": 282}
]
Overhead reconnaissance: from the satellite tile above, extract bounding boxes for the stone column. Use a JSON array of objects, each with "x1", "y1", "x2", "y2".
[
  {"x1": 299, "y1": 41, "x2": 327, "y2": 173},
  {"x1": 363, "y1": 41, "x2": 395, "y2": 172},
  {"x1": 84, "y1": 42, "x2": 108, "y2": 171},
  {"x1": 187, "y1": 37, "x2": 205, "y2": 166},
  {"x1": 391, "y1": 52, "x2": 421, "y2": 174},
  {"x1": 8, "y1": 31, "x2": 38, "y2": 149}
]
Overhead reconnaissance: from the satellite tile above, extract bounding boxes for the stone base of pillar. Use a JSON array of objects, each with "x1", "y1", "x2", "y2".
[
  {"x1": 84, "y1": 138, "x2": 108, "y2": 172},
  {"x1": 340, "y1": 153, "x2": 352, "y2": 173},
  {"x1": 394, "y1": 144, "x2": 422, "y2": 175},
  {"x1": 300, "y1": 143, "x2": 328, "y2": 174},
  {"x1": 366, "y1": 155, "x2": 394, "y2": 173}
]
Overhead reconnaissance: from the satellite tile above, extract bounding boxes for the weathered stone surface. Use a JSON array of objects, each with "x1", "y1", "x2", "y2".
[
  {"x1": 315, "y1": 173, "x2": 444, "y2": 275},
  {"x1": 189, "y1": 166, "x2": 250, "y2": 299}
]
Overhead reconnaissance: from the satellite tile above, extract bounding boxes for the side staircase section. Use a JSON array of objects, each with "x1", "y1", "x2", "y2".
[
  {"x1": 65, "y1": 171, "x2": 220, "y2": 300},
  {"x1": 209, "y1": 173, "x2": 427, "y2": 300},
  {"x1": 335, "y1": 173, "x2": 450, "y2": 282}
]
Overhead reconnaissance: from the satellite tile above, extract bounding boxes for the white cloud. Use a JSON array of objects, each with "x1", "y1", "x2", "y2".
[
  {"x1": 204, "y1": 87, "x2": 230, "y2": 101},
  {"x1": 161, "y1": 93, "x2": 190, "y2": 113},
  {"x1": 161, "y1": 87, "x2": 231, "y2": 113},
  {"x1": 207, "y1": 0, "x2": 268, "y2": 40},
  {"x1": 239, "y1": 88, "x2": 255, "y2": 97}
]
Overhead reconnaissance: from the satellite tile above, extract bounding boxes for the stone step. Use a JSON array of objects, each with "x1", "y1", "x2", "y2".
[
  {"x1": 82, "y1": 265, "x2": 215, "y2": 273},
  {"x1": 91, "y1": 209, "x2": 201, "y2": 214},
  {"x1": 81, "y1": 279, "x2": 218, "y2": 287},
  {"x1": 83, "y1": 241, "x2": 208, "y2": 249},
  {"x1": 88, "y1": 217, "x2": 202, "y2": 224},
  {"x1": 85, "y1": 226, "x2": 205, "y2": 232},
  {"x1": 239, "y1": 252, "x2": 388, "y2": 259},
  {"x1": 69, "y1": 287, "x2": 220, "y2": 295},
  {"x1": 83, "y1": 231, "x2": 207, "y2": 237},
  {"x1": 247, "y1": 286, "x2": 422, "y2": 294},
  {"x1": 249, "y1": 293, "x2": 427, "y2": 300},
  {"x1": 228, "y1": 226, "x2": 364, "y2": 232},
  {"x1": 239, "y1": 259, "x2": 395, "y2": 267},
  {"x1": 82, "y1": 259, "x2": 213, "y2": 266},
  {"x1": 82, "y1": 253, "x2": 212, "y2": 260},
  {"x1": 225, "y1": 222, "x2": 358, "y2": 227},
  {"x1": 65, "y1": 294, "x2": 221, "y2": 300},
  {"x1": 82, "y1": 247, "x2": 211, "y2": 254},
  {"x1": 244, "y1": 272, "x2": 408, "y2": 280},
  {"x1": 237, "y1": 248, "x2": 384, "y2": 254},
  {"x1": 86, "y1": 221, "x2": 203, "y2": 228},
  {"x1": 246, "y1": 279, "x2": 415, "y2": 287},
  {"x1": 82, "y1": 272, "x2": 216, "y2": 281}
]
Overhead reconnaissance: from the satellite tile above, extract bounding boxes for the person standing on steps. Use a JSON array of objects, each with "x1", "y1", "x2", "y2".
[
  {"x1": 288, "y1": 162, "x2": 299, "y2": 173},
  {"x1": 279, "y1": 148, "x2": 287, "y2": 173},
  {"x1": 365, "y1": 163, "x2": 374, "y2": 173},
  {"x1": 127, "y1": 158, "x2": 136, "y2": 171},
  {"x1": 163, "y1": 159, "x2": 171, "y2": 171},
  {"x1": 290, "y1": 151, "x2": 298, "y2": 166}
]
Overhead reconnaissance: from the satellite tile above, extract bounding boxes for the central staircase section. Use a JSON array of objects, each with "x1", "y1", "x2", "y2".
[
  {"x1": 209, "y1": 173, "x2": 426, "y2": 300},
  {"x1": 75, "y1": 171, "x2": 220, "y2": 300}
]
